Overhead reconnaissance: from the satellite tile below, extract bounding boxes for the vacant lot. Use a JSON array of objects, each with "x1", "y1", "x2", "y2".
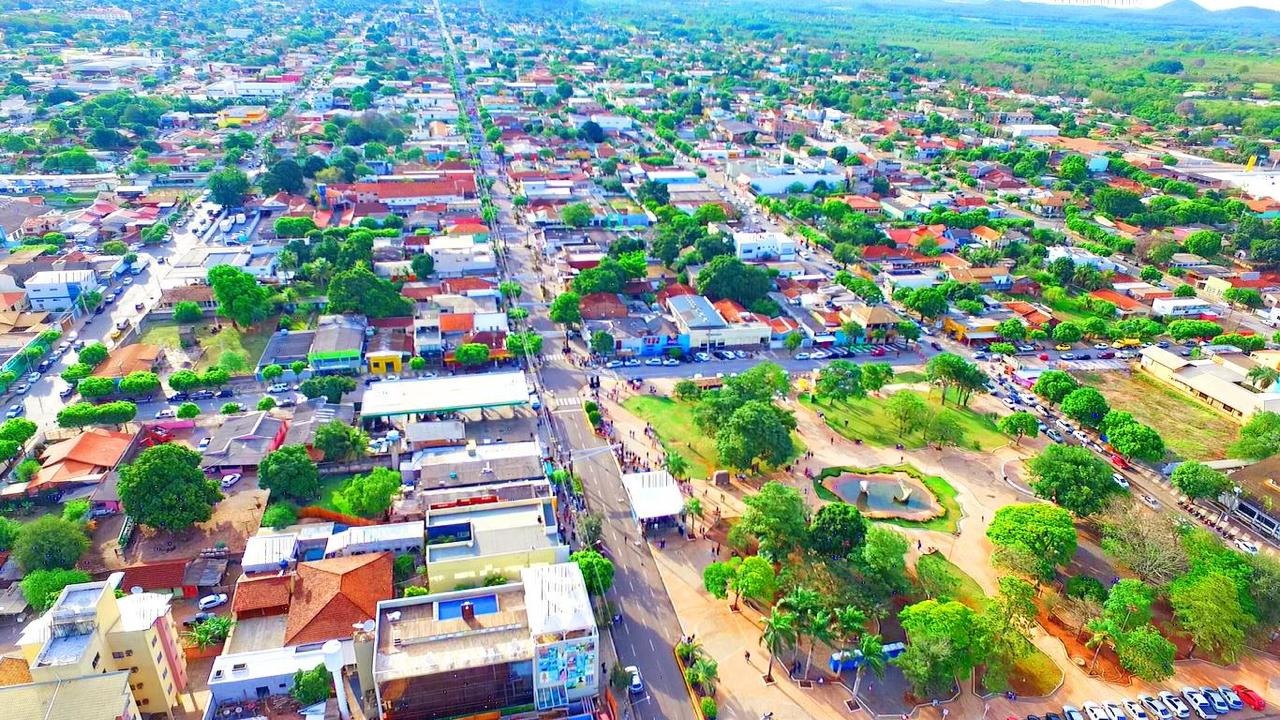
[
  {"x1": 141, "y1": 319, "x2": 275, "y2": 375},
  {"x1": 1073, "y1": 370, "x2": 1237, "y2": 460}
]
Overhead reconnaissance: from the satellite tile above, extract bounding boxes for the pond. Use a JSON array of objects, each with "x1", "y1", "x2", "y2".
[{"x1": 825, "y1": 472, "x2": 943, "y2": 522}]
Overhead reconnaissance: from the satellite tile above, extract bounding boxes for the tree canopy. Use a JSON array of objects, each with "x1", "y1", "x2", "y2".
[
  {"x1": 1027, "y1": 444, "x2": 1118, "y2": 516},
  {"x1": 117, "y1": 444, "x2": 222, "y2": 531},
  {"x1": 258, "y1": 445, "x2": 321, "y2": 503}
]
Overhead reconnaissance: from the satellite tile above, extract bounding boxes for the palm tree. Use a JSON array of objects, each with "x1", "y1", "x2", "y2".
[
  {"x1": 1248, "y1": 366, "x2": 1279, "y2": 390},
  {"x1": 682, "y1": 497, "x2": 702, "y2": 532},
  {"x1": 689, "y1": 656, "x2": 719, "y2": 696},
  {"x1": 834, "y1": 605, "x2": 867, "y2": 651},
  {"x1": 804, "y1": 609, "x2": 836, "y2": 679},
  {"x1": 668, "y1": 454, "x2": 691, "y2": 481},
  {"x1": 851, "y1": 633, "x2": 886, "y2": 696},
  {"x1": 780, "y1": 588, "x2": 822, "y2": 678},
  {"x1": 676, "y1": 638, "x2": 703, "y2": 666},
  {"x1": 760, "y1": 609, "x2": 797, "y2": 683}
]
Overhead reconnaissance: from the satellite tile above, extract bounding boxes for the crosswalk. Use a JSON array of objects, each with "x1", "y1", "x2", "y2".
[{"x1": 552, "y1": 396, "x2": 581, "y2": 408}]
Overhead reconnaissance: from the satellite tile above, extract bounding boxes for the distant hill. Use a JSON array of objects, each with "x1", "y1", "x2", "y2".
[
  {"x1": 1005, "y1": 0, "x2": 1280, "y2": 16},
  {"x1": 866, "y1": 0, "x2": 1280, "y2": 25}
]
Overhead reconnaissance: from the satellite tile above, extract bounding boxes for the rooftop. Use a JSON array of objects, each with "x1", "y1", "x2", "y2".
[
  {"x1": 284, "y1": 553, "x2": 393, "y2": 646},
  {"x1": 426, "y1": 503, "x2": 560, "y2": 563},
  {"x1": 0, "y1": 671, "x2": 134, "y2": 720},
  {"x1": 668, "y1": 294, "x2": 727, "y2": 330},
  {"x1": 360, "y1": 372, "x2": 529, "y2": 418},
  {"x1": 414, "y1": 441, "x2": 544, "y2": 488}
]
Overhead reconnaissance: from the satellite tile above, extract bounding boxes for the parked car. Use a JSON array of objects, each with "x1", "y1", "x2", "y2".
[
  {"x1": 661, "y1": 358, "x2": 680, "y2": 366},
  {"x1": 1139, "y1": 693, "x2": 1173, "y2": 720},
  {"x1": 1046, "y1": 429, "x2": 1065, "y2": 442},
  {"x1": 1230, "y1": 685, "x2": 1265, "y2": 711},
  {"x1": 1158, "y1": 690, "x2": 1190, "y2": 719},
  {"x1": 1061, "y1": 353, "x2": 1077, "y2": 360},
  {"x1": 930, "y1": 341, "x2": 943, "y2": 351},
  {"x1": 1112, "y1": 473, "x2": 1130, "y2": 489},
  {"x1": 268, "y1": 383, "x2": 290, "y2": 393},
  {"x1": 1063, "y1": 706, "x2": 1085, "y2": 720},
  {"x1": 810, "y1": 350, "x2": 829, "y2": 360},
  {"x1": 197, "y1": 593, "x2": 228, "y2": 610},
  {"x1": 4, "y1": 404, "x2": 22, "y2": 419},
  {"x1": 870, "y1": 346, "x2": 886, "y2": 357},
  {"x1": 1140, "y1": 493, "x2": 1161, "y2": 510},
  {"x1": 197, "y1": 437, "x2": 211, "y2": 451},
  {"x1": 190, "y1": 390, "x2": 215, "y2": 400},
  {"x1": 623, "y1": 358, "x2": 641, "y2": 367},
  {"x1": 1119, "y1": 699, "x2": 1147, "y2": 720},
  {"x1": 1199, "y1": 687, "x2": 1228, "y2": 716},
  {"x1": 793, "y1": 352, "x2": 811, "y2": 360},
  {"x1": 1082, "y1": 703, "x2": 1109, "y2": 720},
  {"x1": 59, "y1": 385, "x2": 75, "y2": 399},
  {"x1": 215, "y1": 388, "x2": 234, "y2": 398},
  {"x1": 1234, "y1": 539, "x2": 1259, "y2": 554},
  {"x1": 694, "y1": 352, "x2": 710, "y2": 362},
  {"x1": 1214, "y1": 687, "x2": 1241, "y2": 712},
  {"x1": 183, "y1": 612, "x2": 214, "y2": 628},
  {"x1": 12, "y1": 383, "x2": 29, "y2": 394},
  {"x1": 219, "y1": 473, "x2": 242, "y2": 489},
  {"x1": 154, "y1": 407, "x2": 176, "y2": 419},
  {"x1": 605, "y1": 360, "x2": 624, "y2": 368},
  {"x1": 1099, "y1": 350, "x2": 1116, "y2": 359},
  {"x1": 1055, "y1": 343, "x2": 1073, "y2": 351},
  {"x1": 1179, "y1": 687, "x2": 1214, "y2": 719},
  {"x1": 643, "y1": 357, "x2": 663, "y2": 366}
]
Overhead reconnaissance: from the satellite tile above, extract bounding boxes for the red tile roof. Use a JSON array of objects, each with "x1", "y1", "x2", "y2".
[
  {"x1": 284, "y1": 553, "x2": 393, "y2": 645},
  {"x1": 31, "y1": 429, "x2": 134, "y2": 493},
  {"x1": 233, "y1": 575, "x2": 293, "y2": 616},
  {"x1": 117, "y1": 560, "x2": 189, "y2": 592},
  {"x1": 438, "y1": 314, "x2": 475, "y2": 333}
]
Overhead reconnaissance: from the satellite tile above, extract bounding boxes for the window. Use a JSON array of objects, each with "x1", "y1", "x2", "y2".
[
  {"x1": 112, "y1": 652, "x2": 126, "y2": 660},
  {"x1": 156, "y1": 652, "x2": 163, "y2": 663},
  {"x1": 151, "y1": 636, "x2": 158, "y2": 647},
  {"x1": 167, "y1": 682, "x2": 173, "y2": 695},
  {"x1": 92, "y1": 653, "x2": 100, "y2": 670},
  {"x1": 161, "y1": 668, "x2": 168, "y2": 680}
]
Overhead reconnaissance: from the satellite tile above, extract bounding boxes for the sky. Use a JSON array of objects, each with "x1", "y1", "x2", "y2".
[{"x1": 1191, "y1": 0, "x2": 1280, "y2": 9}]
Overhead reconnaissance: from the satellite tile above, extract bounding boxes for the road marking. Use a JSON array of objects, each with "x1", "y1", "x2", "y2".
[{"x1": 554, "y1": 396, "x2": 581, "y2": 408}]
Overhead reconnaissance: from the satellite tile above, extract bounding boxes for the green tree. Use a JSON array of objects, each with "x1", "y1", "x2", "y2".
[
  {"x1": 715, "y1": 400, "x2": 796, "y2": 470},
  {"x1": 897, "y1": 287, "x2": 949, "y2": 320},
  {"x1": 454, "y1": 343, "x2": 491, "y2": 366},
  {"x1": 1060, "y1": 387, "x2": 1110, "y2": 427},
  {"x1": 895, "y1": 599, "x2": 984, "y2": 696},
  {"x1": 1033, "y1": 370, "x2": 1080, "y2": 404},
  {"x1": 21, "y1": 568, "x2": 91, "y2": 612},
  {"x1": 995, "y1": 318, "x2": 1027, "y2": 341},
  {"x1": 299, "y1": 375, "x2": 356, "y2": 403},
  {"x1": 1053, "y1": 321, "x2": 1084, "y2": 343},
  {"x1": 327, "y1": 264, "x2": 412, "y2": 318},
  {"x1": 186, "y1": 615, "x2": 235, "y2": 649},
  {"x1": 695, "y1": 255, "x2": 772, "y2": 306},
  {"x1": 885, "y1": 391, "x2": 930, "y2": 437},
  {"x1": 313, "y1": 420, "x2": 368, "y2": 462},
  {"x1": 291, "y1": 664, "x2": 332, "y2": 705},
  {"x1": 1108, "y1": 421, "x2": 1165, "y2": 462},
  {"x1": 561, "y1": 202, "x2": 594, "y2": 228},
  {"x1": 1183, "y1": 230, "x2": 1223, "y2": 259},
  {"x1": 987, "y1": 503, "x2": 1078, "y2": 581},
  {"x1": 571, "y1": 549, "x2": 615, "y2": 595},
  {"x1": 410, "y1": 253, "x2": 434, "y2": 280},
  {"x1": 1169, "y1": 572, "x2": 1251, "y2": 662},
  {"x1": 1229, "y1": 411, "x2": 1280, "y2": 459},
  {"x1": 1114, "y1": 624, "x2": 1176, "y2": 682},
  {"x1": 815, "y1": 360, "x2": 864, "y2": 402},
  {"x1": 173, "y1": 301, "x2": 203, "y2": 323},
  {"x1": 258, "y1": 445, "x2": 321, "y2": 503},
  {"x1": 917, "y1": 557, "x2": 960, "y2": 600},
  {"x1": 207, "y1": 167, "x2": 251, "y2": 207},
  {"x1": 75, "y1": 376, "x2": 115, "y2": 399},
  {"x1": 702, "y1": 557, "x2": 740, "y2": 599},
  {"x1": 334, "y1": 467, "x2": 400, "y2": 518},
  {"x1": 262, "y1": 503, "x2": 298, "y2": 529},
  {"x1": 728, "y1": 481, "x2": 808, "y2": 561},
  {"x1": 729, "y1": 555, "x2": 777, "y2": 609},
  {"x1": 862, "y1": 363, "x2": 895, "y2": 393},
  {"x1": 1170, "y1": 461, "x2": 1230, "y2": 500},
  {"x1": 208, "y1": 265, "x2": 272, "y2": 328},
  {"x1": 0, "y1": 517, "x2": 20, "y2": 551},
  {"x1": 261, "y1": 364, "x2": 284, "y2": 381},
  {"x1": 118, "y1": 371, "x2": 160, "y2": 397},
  {"x1": 808, "y1": 502, "x2": 867, "y2": 557},
  {"x1": 78, "y1": 342, "x2": 109, "y2": 366},
  {"x1": 1027, "y1": 444, "x2": 1119, "y2": 516},
  {"x1": 177, "y1": 402, "x2": 200, "y2": 419},
  {"x1": 12, "y1": 515, "x2": 89, "y2": 571},
  {"x1": 549, "y1": 292, "x2": 582, "y2": 327},
  {"x1": 505, "y1": 331, "x2": 543, "y2": 356},
  {"x1": 998, "y1": 411, "x2": 1040, "y2": 444},
  {"x1": 784, "y1": 331, "x2": 804, "y2": 353},
  {"x1": 117, "y1": 444, "x2": 222, "y2": 531},
  {"x1": 760, "y1": 609, "x2": 797, "y2": 683}
]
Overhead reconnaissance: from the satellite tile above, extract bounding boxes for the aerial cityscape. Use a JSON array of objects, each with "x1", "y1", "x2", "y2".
[{"x1": 0, "y1": 0, "x2": 1277, "y2": 719}]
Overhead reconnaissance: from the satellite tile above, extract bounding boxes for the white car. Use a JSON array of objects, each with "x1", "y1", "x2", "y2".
[
  {"x1": 197, "y1": 593, "x2": 228, "y2": 610},
  {"x1": 625, "y1": 665, "x2": 643, "y2": 694},
  {"x1": 219, "y1": 473, "x2": 242, "y2": 489},
  {"x1": 643, "y1": 358, "x2": 663, "y2": 366},
  {"x1": 1140, "y1": 694, "x2": 1173, "y2": 720},
  {"x1": 1119, "y1": 699, "x2": 1147, "y2": 720},
  {"x1": 197, "y1": 437, "x2": 212, "y2": 451},
  {"x1": 605, "y1": 360, "x2": 624, "y2": 368},
  {"x1": 793, "y1": 352, "x2": 810, "y2": 360},
  {"x1": 268, "y1": 383, "x2": 290, "y2": 393},
  {"x1": 155, "y1": 407, "x2": 176, "y2": 419},
  {"x1": 1159, "y1": 690, "x2": 1191, "y2": 719},
  {"x1": 1215, "y1": 686, "x2": 1242, "y2": 711},
  {"x1": 1199, "y1": 687, "x2": 1228, "y2": 716},
  {"x1": 1234, "y1": 539, "x2": 1259, "y2": 554},
  {"x1": 810, "y1": 350, "x2": 829, "y2": 359},
  {"x1": 12, "y1": 382, "x2": 29, "y2": 394},
  {"x1": 1112, "y1": 473, "x2": 1130, "y2": 489},
  {"x1": 1083, "y1": 702, "x2": 1111, "y2": 720},
  {"x1": 661, "y1": 358, "x2": 680, "y2": 366}
]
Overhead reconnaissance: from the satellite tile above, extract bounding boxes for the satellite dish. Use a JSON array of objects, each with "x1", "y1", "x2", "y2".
[
  {"x1": 362, "y1": 619, "x2": 376, "y2": 632},
  {"x1": 130, "y1": 586, "x2": 143, "y2": 594}
]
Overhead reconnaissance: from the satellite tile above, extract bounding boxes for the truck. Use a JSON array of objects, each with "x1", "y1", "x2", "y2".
[
  {"x1": 218, "y1": 217, "x2": 234, "y2": 233},
  {"x1": 1255, "y1": 306, "x2": 1280, "y2": 328}
]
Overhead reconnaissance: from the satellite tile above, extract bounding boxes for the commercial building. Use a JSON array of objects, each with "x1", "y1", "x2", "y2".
[
  {"x1": 411, "y1": 440, "x2": 546, "y2": 491},
  {"x1": 373, "y1": 564, "x2": 598, "y2": 719},
  {"x1": 359, "y1": 372, "x2": 530, "y2": 421},
  {"x1": 667, "y1": 294, "x2": 771, "y2": 350},
  {"x1": 309, "y1": 315, "x2": 367, "y2": 375},
  {"x1": 205, "y1": 79, "x2": 298, "y2": 101},
  {"x1": 23, "y1": 269, "x2": 99, "y2": 312},
  {"x1": 17, "y1": 572, "x2": 187, "y2": 717},
  {"x1": 425, "y1": 493, "x2": 568, "y2": 591},
  {"x1": 1151, "y1": 297, "x2": 1215, "y2": 318},
  {"x1": 1138, "y1": 346, "x2": 1280, "y2": 420},
  {"x1": 733, "y1": 231, "x2": 797, "y2": 262}
]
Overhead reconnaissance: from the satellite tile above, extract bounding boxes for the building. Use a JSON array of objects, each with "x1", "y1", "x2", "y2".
[
  {"x1": 412, "y1": 440, "x2": 545, "y2": 491},
  {"x1": 1151, "y1": 297, "x2": 1214, "y2": 318},
  {"x1": 91, "y1": 343, "x2": 163, "y2": 379},
  {"x1": 426, "y1": 236, "x2": 497, "y2": 276},
  {"x1": 1138, "y1": 346, "x2": 1280, "y2": 420},
  {"x1": 733, "y1": 231, "x2": 797, "y2": 262},
  {"x1": 205, "y1": 79, "x2": 298, "y2": 101},
  {"x1": 200, "y1": 412, "x2": 288, "y2": 472},
  {"x1": 23, "y1": 269, "x2": 99, "y2": 312},
  {"x1": 0, "y1": 671, "x2": 140, "y2": 720},
  {"x1": 373, "y1": 564, "x2": 598, "y2": 719},
  {"x1": 1045, "y1": 246, "x2": 1120, "y2": 272},
  {"x1": 215, "y1": 105, "x2": 269, "y2": 128},
  {"x1": 325, "y1": 522, "x2": 425, "y2": 559},
  {"x1": 17, "y1": 573, "x2": 187, "y2": 717},
  {"x1": 425, "y1": 495, "x2": 569, "y2": 591},
  {"x1": 667, "y1": 294, "x2": 770, "y2": 350},
  {"x1": 206, "y1": 637, "x2": 353, "y2": 708},
  {"x1": 309, "y1": 315, "x2": 367, "y2": 375},
  {"x1": 29, "y1": 428, "x2": 134, "y2": 497}
]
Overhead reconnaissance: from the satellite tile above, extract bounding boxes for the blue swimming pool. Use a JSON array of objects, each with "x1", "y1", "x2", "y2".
[{"x1": 438, "y1": 594, "x2": 499, "y2": 619}]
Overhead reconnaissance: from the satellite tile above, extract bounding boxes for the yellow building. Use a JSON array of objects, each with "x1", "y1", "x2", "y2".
[
  {"x1": 425, "y1": 494, "x2": 570, "y2": 591},
  {"x1": 18, "y1": 572, "x2": 188, "y2": 718},
  {"x1": 942, "y1": 313, "x2": 1000, "y2": 344},
  {"x1": 216, "y1": 105, "x2": 269, "y2": 128},
  {"x1": 0, "y1": 671, "x2": 141, "y2": 720}
]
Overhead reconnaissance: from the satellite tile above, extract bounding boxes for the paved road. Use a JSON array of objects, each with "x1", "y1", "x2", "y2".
[{"x1": 541, "y1": 361, "x2": 693, "y2": 720}]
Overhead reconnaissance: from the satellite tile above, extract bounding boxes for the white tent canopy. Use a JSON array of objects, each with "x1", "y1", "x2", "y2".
[{"x1": 621, "y1": 470, "x2": 685, "y2": 521}]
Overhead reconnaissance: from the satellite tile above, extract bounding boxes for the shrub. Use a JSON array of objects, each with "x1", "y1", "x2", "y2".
[
  {"x1": 393, "y1": 554, "x2": 416, "y2": 583},
  {"x1": 1065, "y1": 575, "x2": 1107, "y2": 602},
  {"x1": 700, "y1": 697, "x2": 718, "y2": 719},
  {"x1": 261, "y1": 503, "x2": 297, "y2": 529}
]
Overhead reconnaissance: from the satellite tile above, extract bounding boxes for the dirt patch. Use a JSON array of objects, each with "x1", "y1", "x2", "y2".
[
  {"x1": 1072, "y1": 370, "x2": 1238, "y2": 460},
  {"x1": 1036, "y1": 604, "x2": 1132, "y2": 685},
  {"x1": 84, "y1": 488, "x2": 267, "y2": 573}
]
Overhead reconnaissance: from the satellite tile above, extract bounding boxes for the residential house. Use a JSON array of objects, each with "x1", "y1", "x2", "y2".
[
  {"x1": 309, "y1": 315, "x2": 367, "y2": 375},
  {"x1": 840, "y1": 303, "x2": 903, "y2": 344},
  {"x1": 91, "y1": 343, "x2": 162, "y2": 379},
  {"x1": 28, "y1": 428, "x2": 134, "y2": 497},
  {"x1": 733, "y1": 231, "x2": 797, "y2": 262},
  {"x1": 23, "y1": 270, "x2": 99, "y2": 312},
  {"x1": 0, "y1": 672, "x2": 140, "y2": 720},
  {"x1": 200, "y1": 412, "x2": 288, "y2": 473}
]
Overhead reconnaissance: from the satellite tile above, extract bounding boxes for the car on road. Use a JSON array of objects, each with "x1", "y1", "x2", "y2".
[
  {"x1": 794, "y1": 352, "x2": 810, "y2": 360},
  {"x1": 870, "y1": 346, "x2": 886, "y2": 357},
  {"x1": 643, "y1": 357, "x2": 663, "y2": 366},
  {"x1": 1140, "y1": 493, "x2": 1161, "y2": 509},
  {"x1": 219, "y1": 473, "x2": 242, "y2": 489},
  {"x1": 25, "y1": 372, "x2": 39, "y2": 383},
  {"x1": 604, "y1": 360, "x2": 623, "y2": 368},
  {"x1": 190, "y1": 390, "x2": 215, "y2": 400},
  {"x1": 4, "y1": 404, "x2": 22, "y2": 419},
  {"x1": 1055, "y1": 344, "x2": 1073, "y2": 351},
  {"x1": 197, "y1": 437, "x2": 211, "y2": 451},
  {"x1": 1158, "y1": 690, "x2": 1190, "y2": 719},
  {"x1": 1112, "y1": 473, "x2": 1130, "y2": 489},
  {"x1": 122, "y1": 277, "x2": 133, "y2": 286},
  {"x1": 810, "y1": 350, "x2": 829, "y2": 360},
  {"x1": 1140, "y1": 694, "x2": 1173, "y2": 720},
  {"x1": 1231, "y1": 685, "x2": 1265, "y2": 711},
  {"x1": 198, "y1": 593, "x2": 228, "y2": 610},
  {"x1": 1061, "y1": 353, "x2": 1077, "y2": 360},
  {"x1": 1099, "y1": 350, "x2": 1116, "y2": 359},
  {"x1": 268, "y1": 383, "x2": 290, "y2": 393},
  {"x1": 1234, "y1": 539, "x2": 1259, "y2": 554},
  {"x1": 930, "y1": 341, "x2": 943, "y2": 351},
  {"x1": 661, "y1": 358, "x2": 680, "y2": 366},
  {"x1": 155, "y1": 407, "x2": 176, "y2": 419},
  {"x1": 216, "y1": 388, "x2": 234, "y2": 398},
  {"x1": 624, "y1": 665, "x2": 643, "y2": 694},
  {"x1": 12, "y1": 382, "x2": 29, "y2": 394}
]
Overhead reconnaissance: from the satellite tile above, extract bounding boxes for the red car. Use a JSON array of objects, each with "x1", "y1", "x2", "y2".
[
  {"x1": 1109, "y1": 453, "x2": 1130, "y2": 470},
  {"x1": 870, "y1": 346, "x2": 886, "y2": 357},
  {"x1": 1232, "y1": 684, "x2": 1266, "y2": 711}
]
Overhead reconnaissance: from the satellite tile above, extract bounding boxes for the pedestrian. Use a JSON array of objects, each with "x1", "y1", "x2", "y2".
[{"x1": 744, "y1": 650, "x2": 751, "y2": 663}]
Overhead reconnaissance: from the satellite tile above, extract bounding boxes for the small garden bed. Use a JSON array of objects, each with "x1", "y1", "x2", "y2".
[{"x1": 815, "y1": 464, "x2": 961, "y2": 533}]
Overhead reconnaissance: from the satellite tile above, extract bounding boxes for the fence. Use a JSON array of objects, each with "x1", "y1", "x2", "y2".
[{"x1": 298, "y1": 506, "x2": 376, "y2": 526}]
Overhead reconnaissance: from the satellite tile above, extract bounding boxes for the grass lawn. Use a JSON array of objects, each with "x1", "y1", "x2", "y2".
[
  {"x1": 312, "y1": 474, "x2": 354, "y2": 513},
  {"x1": 915, "y1": 553, "x2": 1064, "y2": 696},
  {"x1": 1073, "y1": 370, "x2": 1237, "y2": 460},
  {"x1": 814, "y1": 464, "x2": 962, "y2": 533},
  {"x1": 892, "y1": 370, "x2": 927, "y2": 384},
  {"x1": 140, "y1": 319, "x2": 276, "y2": 375},
  {"x1": 802, "y1": 389, "x2": 1007, "y2": 451},
  {"x1": 623, "y1": 395, "x2": 802, "y2": 480}
]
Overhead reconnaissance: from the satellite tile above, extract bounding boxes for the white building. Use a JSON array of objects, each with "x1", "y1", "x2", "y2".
[
  {"x1": 204, "y1": 79, "x2": 298, "y2": 101},
  {"x1": 735, "y1": 166, "x2": 846, "y2": 196},
  {"x1": 1152, "y1": 297, "x2": 1215, "y2": 318},
  {"x1": 1046, "y1": 246, "x2": 1120, "y2": 272},
  {"x1": 325, "y1": 521, "x2": 425, "y2": 559},
  {"x1": 1003, "y1": 124, "x2": 1060, "y2": 138},
  {"x1": 733, "y1": 231, "x2": 797, "y2": 262},
  {"x1": 24, "y1": 269, "x2": 99, "y2": 312},
  {"x1": 426, "y1": 236, "x2": 497, "y2": 277}
]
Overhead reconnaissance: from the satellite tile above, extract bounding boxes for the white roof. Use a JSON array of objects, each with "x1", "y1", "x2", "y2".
[
  {"x1": 361, "y1": 372, "x2": 529, "y2": 418},
  {"x1": 242, "y1": 534, "x2": 298, "y2": 570},
  {"x1": 114, "y1": 592, "x2": 171, "y2": 632},
  {"x1": 324, "y1": 521, "x2": 424, "y2": 556},
  {"x1": 209, "y1": 640, "x2": 353, "y2": 687},
  {"x1": 621, "y1": 470, "x2": 685, "y2": 521},
  {"x1": 521, "y1": 564, "x2": 594, "y2": 636}
]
